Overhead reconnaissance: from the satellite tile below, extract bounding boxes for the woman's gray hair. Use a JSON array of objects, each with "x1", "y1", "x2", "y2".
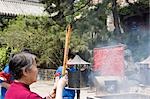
[{"x1": 9, "y1": 52, "x2": 36, "y2": 80}]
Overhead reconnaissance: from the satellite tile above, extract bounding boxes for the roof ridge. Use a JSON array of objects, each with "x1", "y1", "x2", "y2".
[
  {"x1": 0, "y1": 0, "x2": 48, "y2": 16},
  {"x1": 0, "y1": 0, "x2": 44, "y2": 6}
]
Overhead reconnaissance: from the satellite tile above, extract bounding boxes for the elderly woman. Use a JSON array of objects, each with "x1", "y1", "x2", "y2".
[{"x1": 5, "y1": 52, "x2": 66, "y2": 99}]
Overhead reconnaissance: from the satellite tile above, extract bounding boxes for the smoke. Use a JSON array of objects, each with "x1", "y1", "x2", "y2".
[
  {"x1": 95, "y1": 40, "x2": 120, "y2": 48},
  {"x1": 89, "y1": 40, "x2": 150, "y2": 98},
  {"x1": 87, "y1": 68, "x2": 150, "y2": 98},
  {"x1": 84, "y1": 4, "x2": 150, "y2": 99}
]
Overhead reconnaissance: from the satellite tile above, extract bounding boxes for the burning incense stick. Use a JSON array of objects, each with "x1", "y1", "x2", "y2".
[{"x1": 62, "y1": 24, "x2": 72, "y2": 76}]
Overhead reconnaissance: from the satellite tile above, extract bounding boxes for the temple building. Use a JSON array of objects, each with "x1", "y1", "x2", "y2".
[
  {"x1": 0, "y1": 0, "x2": 47, "y2": 16},
  {"x1": 0, "y1": 0, "x2": 48, "y2": 27}
]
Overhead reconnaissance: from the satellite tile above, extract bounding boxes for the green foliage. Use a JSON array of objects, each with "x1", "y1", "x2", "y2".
[
  {"x1": 119, "y1": 1, "x2": 149, "y2": 16},
  {"x1": 0, "y1": 47, "x2": 7, "y2": 70},
  {"x1": 1, "y1": 16, "x2": 63, "y2": 68},
  {"x1": 118, "y1": 1, "x2": 149, "y2": 61},
  {"x1": 0, "y1": 0, "x2": 148, "y2": 69},
  {"x1": 138, "y1": 0, "x2": 149, "y2": 5},
  {"x1": 0, "y1": 15, "x2": 90, "y2": 68},
  {"x1": 0, "y1": 16, "x2": 15, "y2": 31},
  {"x1": 0, "y1": 47, "x2": 12, "y2": 70},
  {"x1": 41, "y1": 0, "x2": 114, "y2": 62},
  {"x1": 43, "y1": 0, "x2": 93, "y2": 26}
]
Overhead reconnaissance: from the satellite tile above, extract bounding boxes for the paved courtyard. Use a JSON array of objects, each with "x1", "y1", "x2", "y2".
[
  {"x1": 30, "y1": 80, "x2": 95, "y2": 99},
  {"x1": 30, "y1": 80, "x2": 150, "y2": 99}
]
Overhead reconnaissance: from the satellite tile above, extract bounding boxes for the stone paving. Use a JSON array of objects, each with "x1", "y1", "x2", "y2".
[
  {"x1": 30, "y1": 80, "x2": 150, "y2": 99},
  {"x1": 30, "y1": 80, "x2": 96, "y2": 99}
]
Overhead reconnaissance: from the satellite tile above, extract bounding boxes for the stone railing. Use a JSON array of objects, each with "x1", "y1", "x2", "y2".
[{"x1": 38, "y1": 68, "x2": 56, "y2": 80}]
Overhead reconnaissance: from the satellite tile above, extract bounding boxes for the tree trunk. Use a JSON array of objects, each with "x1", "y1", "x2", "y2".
[{"x1": 112, "y1": 0, "x2": 122, "y2": 36}]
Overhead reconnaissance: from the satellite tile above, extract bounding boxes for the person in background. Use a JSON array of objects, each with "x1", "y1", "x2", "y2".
[
  {"x1": 80, "y1": 65, "x2": 89, "y2": 87},
  {"x1": 5, "y1": 52, "x2": 67, "y2": 99},
  {"x1": 55, "y1": 65, "x2": 76, "y2": 99},
  {"x1": 87, "y1": 67, "x2": 96, "y2": 93},
  {"x1": 0, "y1": 53, "x2": 14, "y2": 99},
  {"x1": 0, "y1": 64, "x2": 12, "y2": 99}
]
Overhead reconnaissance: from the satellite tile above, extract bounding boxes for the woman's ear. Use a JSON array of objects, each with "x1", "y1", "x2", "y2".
[{"x1": 22, "y1": 68, "x2": 29, "y2": 77}]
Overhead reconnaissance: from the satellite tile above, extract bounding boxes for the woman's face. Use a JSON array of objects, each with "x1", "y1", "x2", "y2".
[{"x1": 26, "y1": 59, "x2": 38, "y2": 85}]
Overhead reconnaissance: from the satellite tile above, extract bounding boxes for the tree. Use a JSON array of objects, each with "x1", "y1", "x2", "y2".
[
  {"x1": 112, "y1": 0, "x2": 122, "y2": 36},
  {"x1": 0, "y1": 15, "x2": 91, "y2": 68},
  {"x1": 118, "y1": 0, "x2": 149, "y2": 61},
  {"x1": 1, "y1": 0, "x2": 148, "y2": 68},
  {"x1": 43, "y1": 0, "x2": 112, "y2": 49}
]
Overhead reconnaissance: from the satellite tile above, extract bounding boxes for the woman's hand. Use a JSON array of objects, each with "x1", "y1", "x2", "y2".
[
  {"x1": 55, "y1": 75, "x2": 68, "y2": 99},
  {"x1": 48, "y1": 88, "x2": 56, "y2": 99},
  {"x1": 48, "y1": 75, "x2": 68, "y2": 99},
  {"x1": 1, "y1": 82, "x2": 10, "y2": 89}
]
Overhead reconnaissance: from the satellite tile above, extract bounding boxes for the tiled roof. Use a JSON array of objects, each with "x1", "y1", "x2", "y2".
[{"x1": 0, "y1": 0, "x2": 48, "y2": 16}]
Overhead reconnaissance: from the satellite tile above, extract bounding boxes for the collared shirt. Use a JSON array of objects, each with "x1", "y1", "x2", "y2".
[{"x1": 5, "y1": 82, "x2": 42, "y2": 99}]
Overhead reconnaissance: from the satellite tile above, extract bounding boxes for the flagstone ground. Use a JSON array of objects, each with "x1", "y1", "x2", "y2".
[{"x1": 30, "y1": 80, "x2": 96, "y2": 99}]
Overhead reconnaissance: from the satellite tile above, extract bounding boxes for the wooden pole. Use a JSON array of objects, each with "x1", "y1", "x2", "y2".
[
  {"x1": 77, "y1": 90, "x2": 80, "y2": 99},
  {"x1": 62, "y1": 24, "x2": 72, "y2": 76}
]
